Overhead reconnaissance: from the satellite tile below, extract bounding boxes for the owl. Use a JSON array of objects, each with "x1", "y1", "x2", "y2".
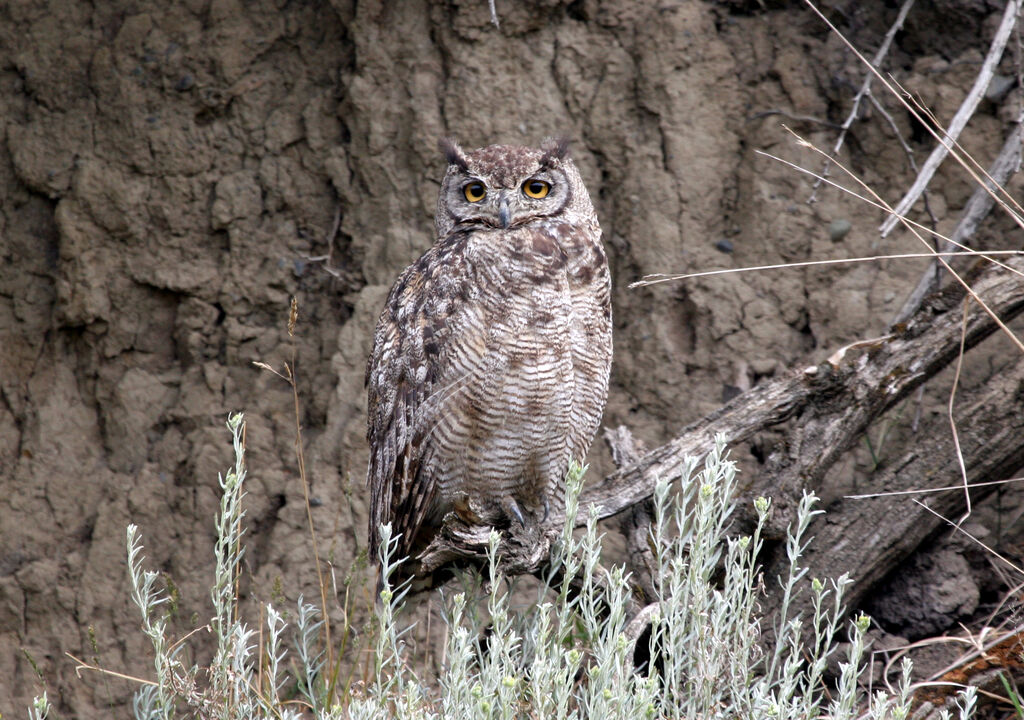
[{"x1": 366, "y1": 137, "x2": 612, "y2": 586}]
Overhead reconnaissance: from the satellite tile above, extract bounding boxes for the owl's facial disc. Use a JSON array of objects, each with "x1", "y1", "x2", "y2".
[
  {"x1": 453, "y1": 175, "x2": 562, "y2": 229},
  {"x1": 437, "y1": 143, "x2": 576, "y2": 236}
]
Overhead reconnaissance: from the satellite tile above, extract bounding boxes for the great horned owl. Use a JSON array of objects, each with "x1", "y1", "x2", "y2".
[{"x1": 366, "y1": 138, "x2": 612, "y2": 583}]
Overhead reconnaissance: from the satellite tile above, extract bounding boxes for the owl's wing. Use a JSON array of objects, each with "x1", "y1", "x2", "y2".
[{"x1": 365, "y1": 236, "x2": 492, "y2": 570}]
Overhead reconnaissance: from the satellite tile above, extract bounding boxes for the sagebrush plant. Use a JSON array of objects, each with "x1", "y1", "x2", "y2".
[
  {"x1": 124, "y1": 413, "x2": 330, "y2": 720},
  {"x1": 111, "y1": 414, "x2": 977, "y2": 719}
]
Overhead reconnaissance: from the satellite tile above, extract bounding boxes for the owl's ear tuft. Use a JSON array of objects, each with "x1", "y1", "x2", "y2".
[
  {"x1": 439, "y1": 137, "x2": 470, "y2": 171},
  {"x1": 540, "y1": 136, "x2": 571, "y2": 166}
]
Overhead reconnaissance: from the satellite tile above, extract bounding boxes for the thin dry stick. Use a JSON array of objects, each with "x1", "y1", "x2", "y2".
[
  {"x1": 913, "y1": 499, "x2": 1024, "y2": 575},
  {"x1": 810, "y1": 0, "x2": 916, "y2": 201},
  {"x1": 872, "y1": 616, "x2": 1024, "y2": 704},
  {"x1": 947, "y1": 297, "x2": 972, "y2": 522},
  {"x1": 984, "y1": 579, "x2": 1024, "y2": 624},
  {"x1": 868, "y1": 92, "x2": 919, "y2": 174},
  {"x1": 755, "y1": 147, "x2": 1024, "y2": 283},
  {"x1": 629, "y1": 250, "x2": 1024, "y2": 288},
  {"x1": 866, "y1": 91, "x2": 941, "y2": 229},
  {"x1": 878, "y1": 0, "x2": 1021, "y2": 236},
  {"x1": 845, "y1": 475, "x2": 1024, "y2": 499},
  {"x1": 750, "y1": 108, "x2": 840, "y2": 128},
  {"x1": 285, "y1": 298, "x2": 334, "y2": 684},
  {"x1": 761, "y1": 135, "x2": 1024, "y2": 354},
  {"x1": 803, "y1": 0, "x2": 1024, "y2": 233},
  {"x1": 1017, "y1": 8, "x2": 1024, "y2": 164},
  {"x1": 924, "y1": 622, "x2": 1024, "y2": 684},
  {"x1": 66, "y1": 652, "x2": 157, "y2": 686}
]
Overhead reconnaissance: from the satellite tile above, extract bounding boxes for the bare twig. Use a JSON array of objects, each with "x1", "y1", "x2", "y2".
[
  {"x1": 254, "y1": 299, "x2": 335, "y2": 699},
  {"x1": 66, "y1": 652, "x2": 156, "y2": 686},
  {"x1": 913, "y1": 500, "x2": 1024, "y2": 576},
  {"x1": 893, "y1": 118, "x2": 1024, "y2": 323},
  {"x1": 324, "y1": 204, "x2": 343, "y2": 278},
  {"x1": 947, "y1": 297, "x2": 971, "y2": 523},
  {"x1": 630, "y1": 249, "x2": 1023, "y2": 288},
  {"x1": 845, "y1": 474, "x2": 1024, "y2": 499},
  {"x1": 866, "y1": 91, "x2": 940, "y2": 227},
  {"x1": 867, "y1": 92, "x2": 919, "y2": 175},
  {"x1": 750, "y1": 109, "x2": 841, "y2": 128},
  {"x1": 879, "y1": 0, "x2": 1021, "y2": 236},
  {"x1": 809, "y1": 0, "x2": 916, "y2": 201},
  {"x1": 284, "y1": 298, "x2": 334, "y2": 687},
  {"x1": 803, "y1": 0, "x2": 1024, "y2": 234}
]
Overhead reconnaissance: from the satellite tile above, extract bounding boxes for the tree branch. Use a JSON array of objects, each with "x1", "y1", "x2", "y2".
[
  {"x1": 759, "y1": 350, "x2": 1024, "y2": 624},
  {"x1": 879, "y1": 0, "x2": 1021, "y2": 237},
  {"x1": 579, "y1": 256, "x2": 1024, "y2": 535},
  {"x1": 893, "y1": 119, "x2": 1024, "y2": 324}
]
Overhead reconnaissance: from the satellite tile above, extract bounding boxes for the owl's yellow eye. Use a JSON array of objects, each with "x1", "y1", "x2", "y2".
[
  {"x1": 523, "y1": 179, "x2": 550, "y2": 199},
  {"x1": 463, "y1": 182, "x2": 486, "y2": 202}
]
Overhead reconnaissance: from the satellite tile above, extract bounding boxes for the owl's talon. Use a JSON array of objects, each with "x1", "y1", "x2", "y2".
[
  {"x1": 541, "y1": 495, "x2": 550, "y2": 523},
  {"x1": 502, "y1": 497, "x2": 526, "y2": 528}
]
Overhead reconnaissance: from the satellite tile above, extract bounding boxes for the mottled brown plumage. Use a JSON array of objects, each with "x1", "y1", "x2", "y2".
[{"x1": 366, "y1": 138, "x2": 612, "y2": 583}]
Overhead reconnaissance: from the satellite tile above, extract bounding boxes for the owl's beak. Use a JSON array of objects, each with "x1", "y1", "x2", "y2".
[{"x1": 498, "y1": 195, "x2": 511, "y2": 229}]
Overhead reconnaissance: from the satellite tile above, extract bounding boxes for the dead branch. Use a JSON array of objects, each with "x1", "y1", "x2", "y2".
[
  {"x1": 809, "y1": 0, "x2": 916, "y2": 202},
  {"x1": 579, "y1": 255, "x2": 1024, "y2": 537},
  {"x1": 893, "y1": 119, "x2": 1024, "y2": 323},
  {"x1": 759, "y1": 349, "x2": 1024, "y2": 625},
  {"x1": 879, "y1": 0, "x2": 1020, "y2": 237}
]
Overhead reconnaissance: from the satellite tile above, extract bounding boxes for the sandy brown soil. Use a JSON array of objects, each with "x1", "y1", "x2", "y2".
[{"x1": 2, "y1": 0, "x2": 1023, "y2": 716}]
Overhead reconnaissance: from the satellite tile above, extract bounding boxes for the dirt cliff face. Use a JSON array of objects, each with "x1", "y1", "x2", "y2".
[{"x1": 1, "y1": 0, "x2": 1019, "y2": 715}]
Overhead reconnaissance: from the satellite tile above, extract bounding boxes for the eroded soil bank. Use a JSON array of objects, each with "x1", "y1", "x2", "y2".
[{"x1": 2, "y1": 0, "x2": 1022, "y2": 715}]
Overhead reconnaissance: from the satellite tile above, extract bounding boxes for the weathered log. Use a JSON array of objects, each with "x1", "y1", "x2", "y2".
[
  {"x1": 759, "y1": 352, "x2": 1024, "y2": 621},
  {"x1": 578, "y1": 256, "x2": 1024, "y2": 537}
]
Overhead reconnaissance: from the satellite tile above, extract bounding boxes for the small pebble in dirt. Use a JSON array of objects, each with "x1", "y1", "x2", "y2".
[
  {"x1": 715, "y1": 238, "x2": 734, "y2": 254},
  {"x1": 986, "y1": 74, "x2": 1015, "y2": 103},
  {"x1": 829, "y1": 218, "x2": 851, "y2": 242},
  {"x1": 176, "y1": 74, "x2": 195, "y2": 91}
]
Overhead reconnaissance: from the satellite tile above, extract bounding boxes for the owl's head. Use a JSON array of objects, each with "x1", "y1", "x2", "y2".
[{"x1": 435, "y1": 138, "x2": 594, "y2": 237}]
